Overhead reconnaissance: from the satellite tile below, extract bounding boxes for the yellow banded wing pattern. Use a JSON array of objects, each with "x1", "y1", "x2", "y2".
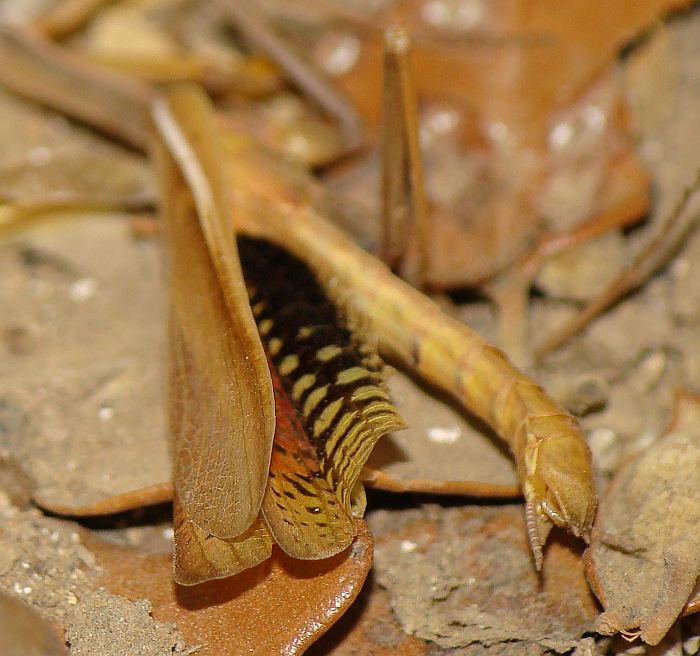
[{"x1": 239, "y1": 236, "x2": 406, "y2": 559}]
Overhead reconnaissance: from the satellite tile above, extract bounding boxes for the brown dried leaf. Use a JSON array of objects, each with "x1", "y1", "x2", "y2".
[
  {"x1": 585, "y1": 391, "x2": 700, "y2": 644},
  {"x1": 330, "y1": 0, "x2": 691, "y2": 133},
  {"x1": 85, "y1": 519, "x2": 373, "y2": 656},
  {"x1": 291, "y1": 0, "x2": 672, "y2": 286}
]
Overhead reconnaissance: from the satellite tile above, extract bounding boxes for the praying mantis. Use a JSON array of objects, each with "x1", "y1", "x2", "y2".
[{"x1": 0, "y1": 22, "x2": 596, "y2": 584}]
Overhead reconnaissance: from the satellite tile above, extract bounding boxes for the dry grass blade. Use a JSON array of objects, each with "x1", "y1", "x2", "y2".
[
  {"x1": 362, "y1": 468, "x2": 519, "y2": 497},
  {"x1": 535, "y1": 168, "x2": 700, "y2": 360},
  {"x1": 153, "y1": 85, "x2": 275, "y2": 562},
  {"x1": 380, "y1": 26, "x2": 429, "y2": 286},
  {"x1": 33, "y1": 0, "x2": 112, "y2": 40},
  {"x1": 0, "y1": 26, "x2": 151, "y2": 149},
  {"x1": 219, "y1": 0, "x2": 364, "y2": 152}
]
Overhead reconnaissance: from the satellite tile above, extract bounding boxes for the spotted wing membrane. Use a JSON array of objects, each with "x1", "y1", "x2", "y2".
[{"x1": 240, "y1": 237, "x2": 406, "y2": 560}]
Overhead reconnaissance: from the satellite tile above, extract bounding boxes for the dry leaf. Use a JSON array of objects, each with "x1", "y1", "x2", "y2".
[
  {"x1": 324, "y1": 0, "x2": 691, "y2": 132},
  {"x1": 266, "y1": 0, "x2": 671, "y2": 286},
  {"x1": 85, "y1": 519, "x2": 373, "y2": 656},
  {"x1": 585, "y1": 391, "x2": 700, "y2": 644}
]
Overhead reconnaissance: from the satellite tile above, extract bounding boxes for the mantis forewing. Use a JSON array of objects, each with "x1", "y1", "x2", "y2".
[{"x1": 154, "y1": 85, "x2": 275, "y2": 582}]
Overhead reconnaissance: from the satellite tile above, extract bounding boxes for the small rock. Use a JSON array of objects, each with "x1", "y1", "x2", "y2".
[
  {"x1": 563, "y1": 375, "x2": 609, "y2": 416},
  {"x1": 0, "y1": 591, "x2": 66, "y2": 655}
]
